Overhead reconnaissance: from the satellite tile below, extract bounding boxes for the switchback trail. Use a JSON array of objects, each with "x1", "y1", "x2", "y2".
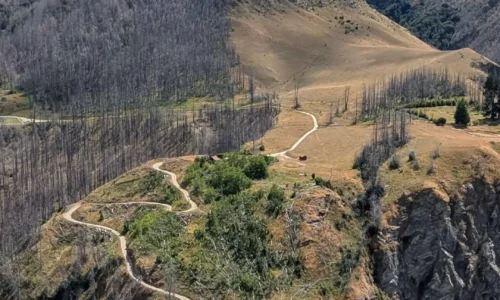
[{"x1": 62, "y1": 110, "x2": 318, "y2": 299}]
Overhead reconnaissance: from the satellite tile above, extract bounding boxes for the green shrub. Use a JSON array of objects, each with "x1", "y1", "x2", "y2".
[
  {"x1": 412, "y1": 160, "x2": 421, "y2": 171},
  {"x1": 388, "y1": 155, "x2": 400, "y2": 170},
  {"x1": 418, "y1": 110, "x2": 429, "y2": 119},
  {"x1": 203, "y1": 186, "x2": 219, "y2": 204},
  {"x1": 207, "y1": 163, "x2": 252, "y2": 196},
  {"x1": 314, "y1": 177, "x2": 334, "y2": 190},
  {"x1": 408, "y1": 151, "x2": 416, "y2": 162},
  {"x1": 266, "y1": 184, "x2": 285, "y2": 217},
  {"x1": 244, "y1": 156, "x2": 269, "y2": 180},
  {"x1": 139, "y1": 172, "x2": 164, "y2": 193},
  {"x1": 125, "y1": 210, "x2": 183, "y2": 255},
  {"x1": 159, "y1": 184, "x2": 181, "y2": 205},
  {"x1": 205, "y1": 193, "x2": 270, "y2": 265},
  {"x1": 433, "y1": 117, "x2": 447, "y2": 126},
  {"x1": 454, "y1": 100, "x2": 470, "y2": 126}
]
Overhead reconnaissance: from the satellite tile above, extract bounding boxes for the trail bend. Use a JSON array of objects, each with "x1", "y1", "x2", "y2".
[
  {"x1": 62, "y1": 110, "x2": 317, "y2": 299},
  {"x1": 271, "y1": 110, "x2": 319, "y2": 159}
]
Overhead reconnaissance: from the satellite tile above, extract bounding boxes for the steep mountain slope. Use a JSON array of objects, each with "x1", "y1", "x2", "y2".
[
  {"x1": 230, "y1": 0, "x2": 493, "y2": 119},
  {"x1": 367, "y1": 0, "x2": 500, "y2": 63}
]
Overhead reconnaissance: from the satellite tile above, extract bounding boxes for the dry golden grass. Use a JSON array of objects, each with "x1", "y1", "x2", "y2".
[
  {"x1": 418, "y1": 105, "x2": 484, "y2": 124},
  {"x1": 232, "y1": 1, "x2": 500, "y2": 234},
  {"x1": 16, "y1": 215, "x2": 124, "y2": 298},
  {"x1": 73, "y1": 203, "x2": 145, "y2": 233},
  {"x1": 0, "y1": 91, "x2": 31, "y2": 117},
  {"x1": 231, "y1": 2, "x2": 492, "y2": 124},
  {"x1": 379, "y1": 121, "x2": 500, "y2": 221},
  {"x1": 246, "y1": 108, "x2": 314, "y2": 154},
  {"x1": 284, "y1": 124, "x2": 373, "y2": 184}
]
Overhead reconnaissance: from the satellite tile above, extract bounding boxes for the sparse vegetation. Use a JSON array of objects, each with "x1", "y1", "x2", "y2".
[
  {"x1": 427, "y1": 161, "x2": 436, "y2": 175},
  {"x1": 361, "y1": 67, "x2": 467, "y2": 118},
  {"x1": 354, "y1": 109, "x2": 408, "y2": 181},
  {"x1": 389, "y1": 155, "x2": 401, "y2": 170},
  {"x1": 408, "y1": 151, "x2": 417, "y2": 162},
  {"x1": 266, "y1": 184, "x2": 285, "y2": 217},
  {"x1": 431, "y1": 147, "x2": 441, "y2": 159},
  {"x1": 314, "y1": 176, "x2": 334, "y2": 190},
  {"x1": 411, "y1": 160, "x2": 421, "y2": 171}
]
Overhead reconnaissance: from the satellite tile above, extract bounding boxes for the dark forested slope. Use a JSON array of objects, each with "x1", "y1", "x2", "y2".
[
  {"x1": 0, "y1": 0, "x2": 280, "y2": 262},
  {"x1": 0, "y1": 0, "x2": 233, "y2": 110},
  {"x1": 366, "y1": 0, "x2": 500, "y2": 62}
]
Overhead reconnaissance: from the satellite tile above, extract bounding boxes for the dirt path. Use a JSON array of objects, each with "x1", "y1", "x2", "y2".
[
  {"x1": 62, "y1": 110, "x2": 316, "y2": 299},
  {"x1": 271, "y1": 110, "x2": 319, "y2": 159},
  {"x1": 63, "y1": 163, "x2": 197, "y2": 300},
  {"x1": 0, "y1": 116, "x2": 48, "y2": 124}
]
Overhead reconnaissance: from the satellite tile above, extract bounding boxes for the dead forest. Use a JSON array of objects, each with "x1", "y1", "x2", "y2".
[
  {"x1": 360, "y1": 67, "x2": 471, "y2": 118},
  {"x1": 0, "y1": 0, "x2": 279, "y2": 261}
]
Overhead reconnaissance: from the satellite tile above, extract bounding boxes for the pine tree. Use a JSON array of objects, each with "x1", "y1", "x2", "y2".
[
  {"x1": 454, "y1": 99, "x2": 470, "y2": 126},
  {"x1": 483, "y1": 72, "x2": 499, "y2": 118}
]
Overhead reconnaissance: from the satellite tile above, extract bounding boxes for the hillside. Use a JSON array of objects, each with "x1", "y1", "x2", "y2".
[
  {"x1": 234, "y1": 1, "x2": 500, "y2": 298},
  {"x1": 367, "y1": 0, "x2": 500, "y2": 63},
  {"x1": 3, "y1": 0, "x2": 500, "y2": 299},
  {"x1": 230, "y1": 0, "x2": 493, "y2": 123},
  {"x1": 1, "y1": 154, "x2": 382, "y2": 299}
]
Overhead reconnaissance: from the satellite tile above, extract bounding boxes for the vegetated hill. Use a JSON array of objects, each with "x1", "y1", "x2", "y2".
[
  {"x1": 230, "y1": 0, "x2": 494, "y2": 118},
  {"x1": 366, "y1": 0, "x2": 500, "y2": 63},
  {"x1": 1, "y1": 154, "x2": 381, "y2": 299}
]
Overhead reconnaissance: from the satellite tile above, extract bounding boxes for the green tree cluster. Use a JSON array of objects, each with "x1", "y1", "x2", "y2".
[
  {"x1": 266, "y1": 184, "x2": 285, "y2": 217},
  {"x1": 454, "y1": 100, "x2": 470, "y2": 125},
  {"x1": 191, "y1": 185, "x2": 301, "y2": 298},
  {"x1": 483, "y1": 70, "x2": 500, "y2": 119},
  {"x1": 182, "y1": 154, "x2": 274, "y2": 204},
  {"x1": 366, "y1": 0, "x2": 461, "y2": 50}
]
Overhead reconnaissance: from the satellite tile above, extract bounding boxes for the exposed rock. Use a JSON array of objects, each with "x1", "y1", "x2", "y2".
[{"x1": 375, "y1": 178, "x2": 500, "y2": 299}]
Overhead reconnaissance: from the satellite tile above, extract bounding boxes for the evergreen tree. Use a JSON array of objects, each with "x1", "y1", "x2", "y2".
[
  {"x1": 483, "y1": 72, "x2": 499, "y2": 118},
  {"x1": 454, "y1": 99, "x2": 470, "y2": 126}
]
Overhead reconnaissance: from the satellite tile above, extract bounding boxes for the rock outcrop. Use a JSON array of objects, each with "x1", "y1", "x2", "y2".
[{"x1": 375, "y1": 178, "x2": 500, "y2": 299}]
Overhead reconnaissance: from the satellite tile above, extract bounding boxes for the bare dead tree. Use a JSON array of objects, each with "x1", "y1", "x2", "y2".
[
  {"x1": 293, "y1": 78, "x2": 300, "y2": 109},
  {"x1": 343, "y1": 86, "x2": 351, "y2": 112}
]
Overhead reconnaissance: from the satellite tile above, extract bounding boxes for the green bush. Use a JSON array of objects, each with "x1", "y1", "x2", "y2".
[
  {"x1": 388, "y1": 155, "x2": 400, "y2": 170},
  {"x1": 207, "y1": 163, "x2": 252, "y2": 196},
  {"x1": 244, "y1": 156, "x2": 269, "y2": 180},
  {"x1": 408, "y1": 151, "x2": 417, "y2": 162},
  {"x1": 203, "y1": 186, "x2": 219, "y2": 204},
  {"x1": 454, "y1": 100, "x2": 470, "y2": 125},
  {"x1": 418, "y1": 110, "x2": 429, "y2": 119},
  {"x1": 433, "y1": 117, "x2": 447, "y2": 126},
  {"x1": 183, "y1": 153, "x2": 272, "y2": 202},
  {"x1": 314, "y1": 176, "x2": 334, "y2": 190},
  {"x1": 125, "y1": 210, "x2": 183, "y2": 255},
  {"x1": 266, "y1": 184, "x2": 285, "y2": 217},
  {"x1": 159, "y1": 184, "x2": 181, "y2": 205},
  {"x1": 139, "y1": 172, "x2": 164, "y2": 193},
  {"x1": 205, "y1": 193, "x2": 270, "y2": 265}
]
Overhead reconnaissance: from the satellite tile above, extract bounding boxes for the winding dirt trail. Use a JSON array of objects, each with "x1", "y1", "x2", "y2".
[
  {"x1": 62, "y1": 110, "x2": 317, "y2": 299},
  {"x1": 271, "y1": 110, "x2": 319, "y2": 159}
]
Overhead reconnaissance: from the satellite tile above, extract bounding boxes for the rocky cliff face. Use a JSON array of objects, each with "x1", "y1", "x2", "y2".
[{"x1": 374, "y1": 178, "x2": 500, "y2": 299}]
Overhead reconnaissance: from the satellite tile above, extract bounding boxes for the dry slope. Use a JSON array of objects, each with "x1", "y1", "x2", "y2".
[{"x1": 231, "y1": 0, "x2": 493, "y2": 116}]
